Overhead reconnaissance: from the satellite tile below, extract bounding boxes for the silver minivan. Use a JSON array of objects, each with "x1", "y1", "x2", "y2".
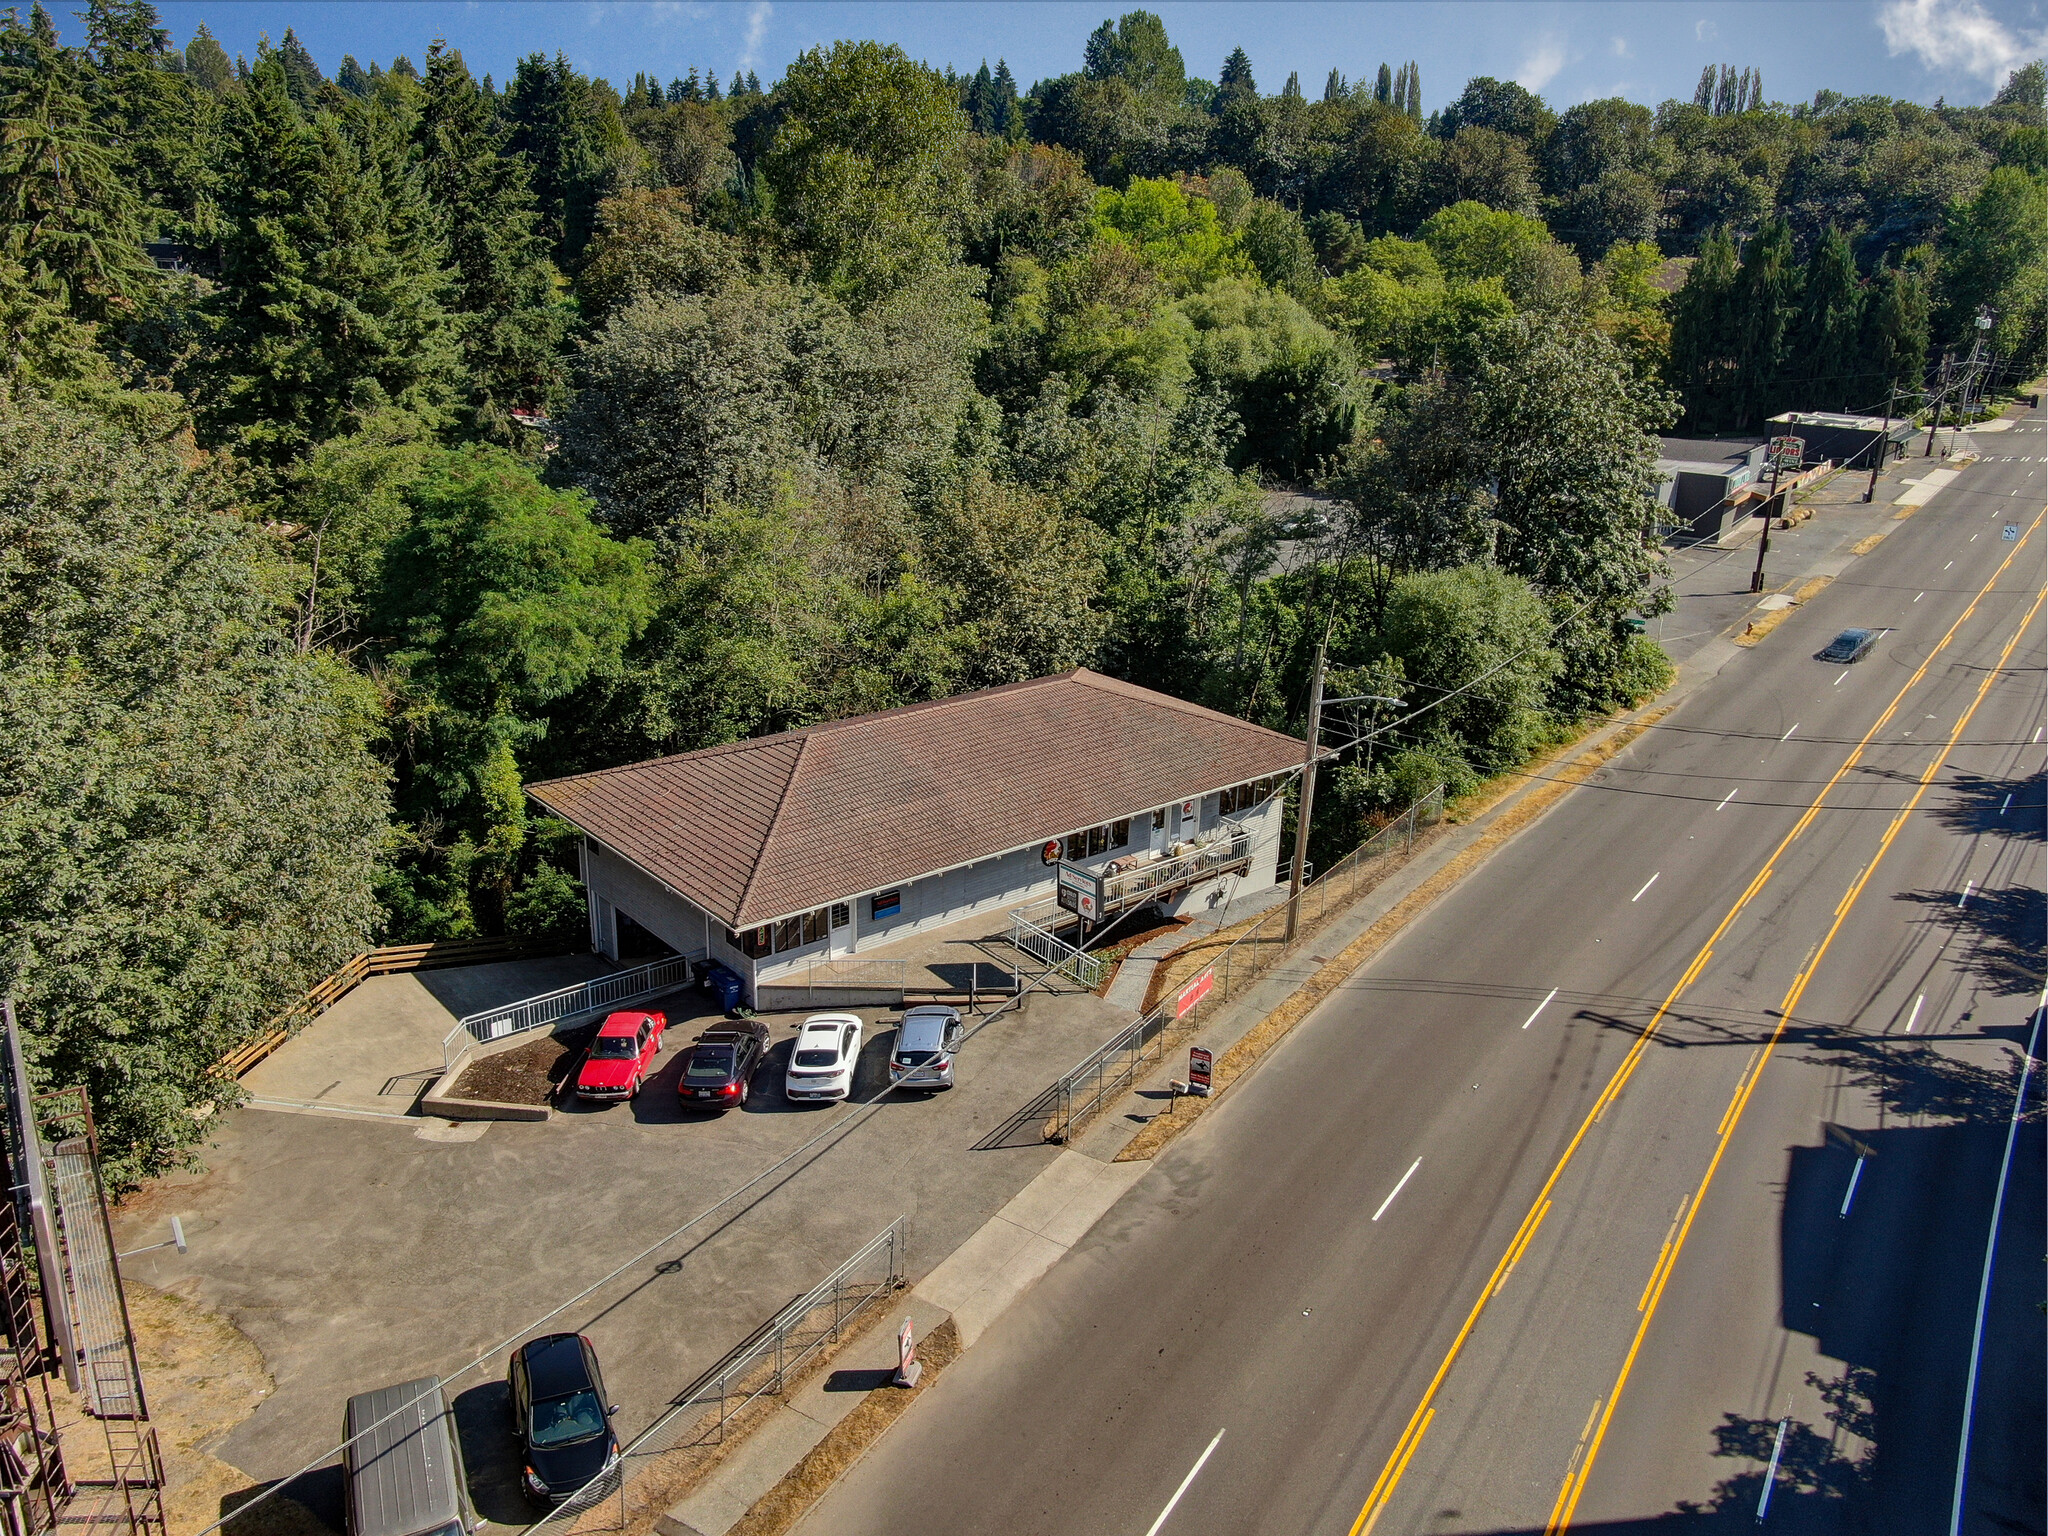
[
  {"x1": 889, "y1": 1006, "x2": 964, "y2": 1091},
  {"x1": 344, "y1": 1377, "x2": 479, "y2": 1536}
]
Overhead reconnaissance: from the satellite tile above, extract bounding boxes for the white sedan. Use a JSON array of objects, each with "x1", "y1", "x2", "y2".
[{"x1": 784, "y1": 1013, "x2": 864, "y2": 1103}]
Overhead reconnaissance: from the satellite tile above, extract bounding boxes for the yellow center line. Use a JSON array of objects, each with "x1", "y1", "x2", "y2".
[
  {"x1": 1344, "y1": 507, "x2": 2045, "y2": 1536},
  {"x1": 1554, "y1": 577, "x2": 2048, "y2": 1531}
]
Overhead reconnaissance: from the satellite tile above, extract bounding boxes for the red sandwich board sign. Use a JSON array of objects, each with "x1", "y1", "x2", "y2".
[
  {"x1": 1175, "y1": 969, "x2": 1215, "y2": 1018},
  {"x1": 1187, "y1": 1046, "x2": 1212, "y2": 1096}
]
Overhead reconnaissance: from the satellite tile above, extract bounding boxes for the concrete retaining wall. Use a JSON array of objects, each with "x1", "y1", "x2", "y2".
[{"x1": 420, "y1": 1025, "x2": 559, "y2": 1122}]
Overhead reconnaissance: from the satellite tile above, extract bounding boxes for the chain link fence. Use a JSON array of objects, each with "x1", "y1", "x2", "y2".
[{"x1": 1039, "y1": 785, "x2": 1447, "y2": 1143}]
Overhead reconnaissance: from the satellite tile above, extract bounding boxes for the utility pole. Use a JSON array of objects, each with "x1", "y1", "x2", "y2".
[
  {"x1": 1749, "y1": 446, "x2": 1784, "y2": 593},
  {"x1": 1925, "y1": 353, "x2": 1951, "y2": 456},
  {"x1": 1283, "y1": 636, "x2": 1328, "y2": 944},
  {"x1": 1865, "y1": 386, "x2": 1894, "y2": 502}
]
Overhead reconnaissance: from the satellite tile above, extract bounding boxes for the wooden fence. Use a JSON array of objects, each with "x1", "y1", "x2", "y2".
[{"x1": 216, "y1": 935, "x2": 574, "y2": 1080}]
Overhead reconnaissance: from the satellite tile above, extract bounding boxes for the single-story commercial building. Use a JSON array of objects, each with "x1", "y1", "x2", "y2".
[
  {"x1": 1655, "y1": 436, "x2": 1768, "y2": 540},
  {"x1": 526, "y1": 670, "x2": 1307, "y2": 1003},
  {"x1": 1765, "y1": 411, "x2": 1915, "y2": 470}
]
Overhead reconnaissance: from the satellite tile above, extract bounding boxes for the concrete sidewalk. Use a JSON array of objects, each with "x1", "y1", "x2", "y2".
[{"x1": 656, "y1": 1149, "x2": 1146, "y2": 1536}]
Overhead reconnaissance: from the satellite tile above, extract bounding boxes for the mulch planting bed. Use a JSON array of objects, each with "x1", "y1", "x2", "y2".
[{"x1": 447, "y1": 1025, "x2": 591, "y2": 1105}]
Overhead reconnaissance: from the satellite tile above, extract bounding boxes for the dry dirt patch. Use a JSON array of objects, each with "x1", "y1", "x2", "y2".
[
  {"x1": 119, "y1": 1283, "x2": 328, "y2": 1536},
  {"x1": 448, "y1": 1027, "x2": 587, "y2": 1105}
]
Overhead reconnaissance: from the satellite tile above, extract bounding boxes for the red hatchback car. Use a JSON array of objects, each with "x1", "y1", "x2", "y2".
[{"x1": 575, "y1": 1011, "x2": 666, "y2": 1102}]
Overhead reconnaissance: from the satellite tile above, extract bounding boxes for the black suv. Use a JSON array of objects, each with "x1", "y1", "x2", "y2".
[
  {"x1": 679, "y1": 1020, "x2": 772, "y2": 1110},
  {"x1": 508, "y1": 1333, "x2": 618, "y2": 1504}
]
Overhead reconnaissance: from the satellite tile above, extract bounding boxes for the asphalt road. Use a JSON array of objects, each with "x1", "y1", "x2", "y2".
[{"x1": 791, "y1": 415, "x2": 2047, "y2": 1536}]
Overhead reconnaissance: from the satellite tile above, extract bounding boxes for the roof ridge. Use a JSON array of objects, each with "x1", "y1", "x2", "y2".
[
  {"x1": 731, "y1": 732, "x2": 810, "y2": 925},
  {"x1": 1068, "y1": 670, "x2": 1299, "y2": 742}
]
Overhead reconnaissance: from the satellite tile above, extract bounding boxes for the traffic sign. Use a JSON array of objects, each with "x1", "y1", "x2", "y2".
[{"x1": 2003, "y1": 525, "x2": 2019, "y2": 540}]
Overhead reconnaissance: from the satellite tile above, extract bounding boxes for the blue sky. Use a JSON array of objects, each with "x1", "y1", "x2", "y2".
[{"x1": 121, "y1": 0, "x2": 2048, "y2": 109}]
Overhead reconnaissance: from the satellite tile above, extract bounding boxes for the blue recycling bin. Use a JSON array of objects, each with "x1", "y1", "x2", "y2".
[{"x1": 701, "y1": 961, "x2": 748, "y2": 1015}]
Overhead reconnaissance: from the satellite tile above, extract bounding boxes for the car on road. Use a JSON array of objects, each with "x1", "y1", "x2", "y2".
[
  {"x1": 785, "y1": 1013, "x2": 863, "y2": 1103},
  {"x1": 508, "y1": 1333, "x2": 619, "y2": 1504},
  {"x1": 1818, "y1": 627, "x2": 1881, "y2": 663},
  {"x1": 574, "y1": 1011, "x2": 665, "y2": 1103},
  {"x1": 889, "y1": 1006, "x2": 964, "y2": 1091},
  {"x1": 679, "y1": 1020, "x2": 771, "y2": 1110}
]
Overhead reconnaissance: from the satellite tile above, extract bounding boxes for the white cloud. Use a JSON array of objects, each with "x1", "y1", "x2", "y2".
[
  {"x1": 740, "y1": 0, "x2": 771, "y2": 70},
  {"x1": 1610, "y1": 35, "x2": 1630, "y2": 57},
  {"x1": 1695, "y1": 18, "x2": 1718, "y2": 41},
  {"x1": 1878, "y1": 0, "x2": 2048, "y2": 85},
  {"x1": 1517, "y1": 37, "x2": 1567, "y2": 91}
]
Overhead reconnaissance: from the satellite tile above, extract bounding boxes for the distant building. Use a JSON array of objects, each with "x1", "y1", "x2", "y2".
[{"x1": 527, "y1": 670, "x2": 1303, "y2": 999}]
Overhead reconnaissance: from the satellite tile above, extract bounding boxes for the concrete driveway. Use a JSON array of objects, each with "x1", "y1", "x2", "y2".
[{"x1": 113, "y1": 963, "x2": 1132, "y2": 1530}]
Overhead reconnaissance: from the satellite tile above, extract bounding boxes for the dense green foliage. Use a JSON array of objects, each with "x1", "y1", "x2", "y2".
[{"x1": 1, "y1": 0, "x2": 2039, "y2": 1175}]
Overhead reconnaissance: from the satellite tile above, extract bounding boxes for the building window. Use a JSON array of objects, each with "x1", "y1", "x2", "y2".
[
  {"x1": 730, "y1": 925, "x2": 773, "y2": 959},
  {"x1": 1152, "y1": 807, "x2": 1166, "y2": 830},
  {"x1": 1067, "y1": 819, "x2": 1136, "y2": 860},
  {"x1": 871, "y1": 889, "x2": 902, "y2": 920},
  {"x1": 830, "y1": 903, "x2": 850, "y2": 929},
  {"x1": 802, "y1": 907, "x2": 828, "y2": 945},
  {"x1": 1220, "y1": 778, "x2": 1276, "y2": 815}
]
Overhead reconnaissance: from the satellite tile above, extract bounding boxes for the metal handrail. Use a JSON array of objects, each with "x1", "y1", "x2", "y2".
[
  {"x1": 439, "y1": 951, "x2": 704, "y2": 1072},
  {"x1": 1095, "y1": 821, "x2": 1252, "y2": 913},
  {"x1": 1009, "y1": 907, "x2": 1110, "y2": 989},
  {"x1": 516, "y1": 1217, "x2": 909, "y2": 1536},
  {"x1": 1038, "y1": 786, "x2": 1446, "y2": 1141}
]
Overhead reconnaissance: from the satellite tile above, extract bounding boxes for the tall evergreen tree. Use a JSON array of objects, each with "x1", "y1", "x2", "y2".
[
  {"x1": 416, "y1": 42, "x2": 567, "y2": 440},
  {"x1": 0, "y1": 5, "x2": 153, "y2": 323},
  {"x1": 1282, "y1": 70, "x2": 1302, "y2": 101},
  {"x1": 273, "y1": 27, "x2": 324, "y2": 112},
  {"x1": 1787, "y1": 225, "x2": 1863, "y2": 410},
  {"x1": 501, "y1": 52, "x2": 617, "y2": 262},
  {"x1": 1324, "y1": 68, "x2": 1346, "y2": 104},
  {"x1": 990, "y1": 60, "x2": 1020, "y2": 134},
  {"x1": 1216, "y1": 46, "x2": 1256, "y2": 110},
  {"x1": 1667, "y1": 225, "x2": 1740, "y2": 429},
  {"x1": 1693, "y1": 64, "x2": 1715, "y2": 110},
  {"x1": 1729, "y1": 218, "x2": 1799, "y2": 427},
  {"x1": 83, "y1": 0, "x2": 199, "y2": 235},
  {"x1": 181, "y1": 22, "x2": 231, "y2": 92},
  {"x1": 202, "y1": 52, "x2": 456, "y2": 467},
  {"x1": 1859, "y1": 257, "x2": 1930, "y2": 406},
  {"x1": 1375, "y1": 62, "x2": 1393, "y2": 104}
]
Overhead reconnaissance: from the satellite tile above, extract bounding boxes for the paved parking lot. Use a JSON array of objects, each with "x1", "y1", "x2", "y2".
[{"x1": 113, "y1": 961, "x2": 1133, "y2": 1529}]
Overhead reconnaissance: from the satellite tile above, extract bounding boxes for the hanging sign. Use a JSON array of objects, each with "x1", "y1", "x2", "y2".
[{"x1": 1175, "y1": 969, "x2": 1215, "y2": 1018}]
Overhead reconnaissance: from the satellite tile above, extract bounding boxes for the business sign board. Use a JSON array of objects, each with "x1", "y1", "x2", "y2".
[
  {"x1": 1175, "y1": 969, "x2": 1215, "y2": 1018},
  {"x1": 1187, "y1": 1046, "x2": 1213, "y2": 1095},
  {"x1": 1055, "y1": 863, "x2": 1102, "y2": 921},
  {"x1": 1768, "y1": 435, "x2": 1806, "y2": 470}
]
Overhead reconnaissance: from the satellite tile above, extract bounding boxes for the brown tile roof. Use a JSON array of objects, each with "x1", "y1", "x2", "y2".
[{"x1": 527, "y1": 669, "x2": 1307, "y2": 929}]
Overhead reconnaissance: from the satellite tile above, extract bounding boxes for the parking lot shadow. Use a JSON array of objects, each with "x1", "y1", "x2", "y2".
[
  {"x1": 222, "y1": 1464, "x2": 343, "y2": 1535},
  {"x1": 453, "y1": 1380, "x2": 531, "y2": 1527}
]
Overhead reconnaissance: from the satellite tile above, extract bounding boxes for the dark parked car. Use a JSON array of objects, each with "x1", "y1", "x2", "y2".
[
  {"x1": 679, "y1": 1021, "x2": 771, "y2": 1110},
  {"x1": 1818, "y1": 627, "x2": 1881, "y2": 663},
  {"x1": 508, "y1": 1334, "x2": 619, "y2": 1504}
]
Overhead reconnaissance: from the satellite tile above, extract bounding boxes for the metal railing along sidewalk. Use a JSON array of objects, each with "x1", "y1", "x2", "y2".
[
  {"x1": 1008, "y1": 905, "x2": 1111, "y2": 990},
  {"x1": 1036, "y1": 786, "x2": 1447, "y2": 1143},
  {"x1": 518, "y1": 1217, "x2": 909, "y2": 1536},
  {"x1": 441, "y1": 951, "x2": 704, "y2": 1071}
]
